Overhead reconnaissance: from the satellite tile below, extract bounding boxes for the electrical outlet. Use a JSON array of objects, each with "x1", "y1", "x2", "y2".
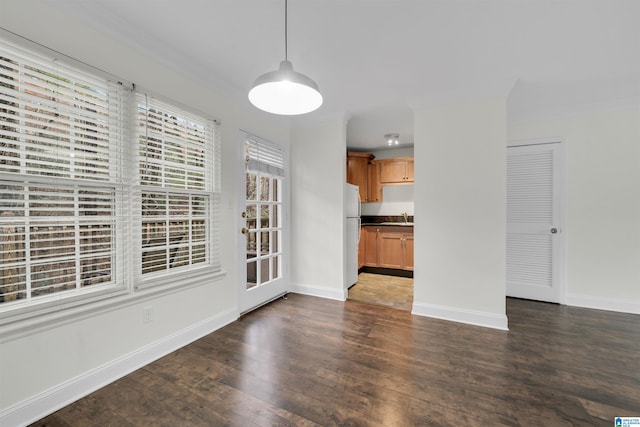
[{"x1": 142, "y1": 306, "x2": 153, "y2": 324}]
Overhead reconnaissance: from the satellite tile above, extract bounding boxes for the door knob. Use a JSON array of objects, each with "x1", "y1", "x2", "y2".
[
  {"x1": 241, "y1": 227, "x2": 249, "y2": 235},
  {"x1": 550, "y1": 227, "x2": 558, "y2": 234}
]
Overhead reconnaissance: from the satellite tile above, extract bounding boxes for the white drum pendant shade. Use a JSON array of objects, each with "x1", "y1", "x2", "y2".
[{"x1": 249, "y1": 60, "x2": 323, "y2": 115}]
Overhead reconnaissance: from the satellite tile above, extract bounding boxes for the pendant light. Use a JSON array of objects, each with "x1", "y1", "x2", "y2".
[{"x1": 248, "y1": 0, "x2": 323, "y2": 115}]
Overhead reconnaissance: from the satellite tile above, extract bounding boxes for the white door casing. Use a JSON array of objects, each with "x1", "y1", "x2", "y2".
[
  {"x1": 237, "y1": 132, "x2": 288, "y2": 313},
  {"x1": 507, "y1": 140, "x2": 566, "y2": 303}
]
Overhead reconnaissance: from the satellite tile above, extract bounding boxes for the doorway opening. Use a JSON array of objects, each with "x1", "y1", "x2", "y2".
[
  {"x1": 348, "y1": 272, "x2": 413, "y2": 311},
  {"x1": 348, "y1": 215, "x2": 414, "y2": 312}
]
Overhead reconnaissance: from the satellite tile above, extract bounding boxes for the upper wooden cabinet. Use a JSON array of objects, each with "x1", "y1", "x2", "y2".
[
  {"x1": 367, "y1": 162, "x2": 382, "y2": 203},
  {"x1": 378, "y1": 158, "x2": 414, "y2": 184},
  {"x1": 347, "y1": 153, "x2": 413, "y2": 203},
  {"x1": 346, "y1": 151, "x2": 374, "y2": 202}
]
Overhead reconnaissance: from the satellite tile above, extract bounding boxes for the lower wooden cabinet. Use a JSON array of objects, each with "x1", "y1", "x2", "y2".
[
  {"x1": 358, "y1": 227, "x2": 366, "y2": 269},
  {"x1": 363, "y1": 226, "x2": 379, "y2": 267},
  {"x1": 403, "y1": 233, "x2": 414, "y2": 270},
  {"x1": 379, "y1": 231, "x2": 404, "y2": 269},
  {"x1": 361, "y1": 225, "x2": 413, "y2": 271}
]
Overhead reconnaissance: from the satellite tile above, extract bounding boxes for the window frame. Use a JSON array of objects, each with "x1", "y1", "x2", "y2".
[
  {"x1": 133, "y1": 92, "x2": 221, "y2": 289},
  {"x1": 0, "y1": 32, "x2": 223, "y2": 334}
]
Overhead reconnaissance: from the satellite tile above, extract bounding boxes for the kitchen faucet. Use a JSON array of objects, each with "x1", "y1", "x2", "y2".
[{"x1": 402, "y1": 212, "x2": 408, "y2": 223}]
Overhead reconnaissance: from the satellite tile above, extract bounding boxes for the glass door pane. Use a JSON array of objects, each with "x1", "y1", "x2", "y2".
[
  {"x1": 240, "y1": 133, "x2": 286, "y2": 313},
  {"x1": 245, "y1": 175, "x2": 282, "y2": 289}
]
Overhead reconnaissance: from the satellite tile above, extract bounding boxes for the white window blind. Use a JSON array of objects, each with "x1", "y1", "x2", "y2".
[
  {"x1": 135, "y1": 94, "x2": 220, "y2": 278},
  {"x1": 0, "y1": 39, "x2": 127, "y2": 306},
  {"x1": 0, "y1": 34, "x2": 221, "y2": 318},
  {"x1": 245, "y1": 134, "x2": 285, "y2": 178}
]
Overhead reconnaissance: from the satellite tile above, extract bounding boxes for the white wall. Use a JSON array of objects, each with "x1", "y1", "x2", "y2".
[
  {"x1": 509, "y1": 107, "x2": 640, "y2": 314},
  {"x1": 413, "y1": 97, "x2": 508, "y2": 330},
  {"x1": 0, "y1": 2, "x2": 290, "y2": 424},
  {"x1": 361, "y1": 186, "x2": 414, "y2": 216},
  {"x1": 290, "y1": 117, "x2": 348, "y2": 301}
]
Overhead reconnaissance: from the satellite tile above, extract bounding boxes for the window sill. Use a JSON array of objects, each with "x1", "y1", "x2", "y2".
[{"x1": 0, "y1": 269, "x2": 226, "y2": 343}]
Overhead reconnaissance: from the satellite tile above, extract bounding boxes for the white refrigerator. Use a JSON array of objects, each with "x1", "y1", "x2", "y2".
[{"x1": 345, "y1": 183, "x2": 361, "y2": 289}]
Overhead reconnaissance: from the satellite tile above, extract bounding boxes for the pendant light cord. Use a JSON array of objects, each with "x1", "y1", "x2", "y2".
[{"x1": 284, "y1": 0, "x2": 288, "y2": 61}]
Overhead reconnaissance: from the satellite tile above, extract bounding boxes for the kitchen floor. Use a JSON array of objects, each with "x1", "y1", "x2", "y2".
[{"x1": 348, "y1": 272, "x2": 413, "y2": 311}]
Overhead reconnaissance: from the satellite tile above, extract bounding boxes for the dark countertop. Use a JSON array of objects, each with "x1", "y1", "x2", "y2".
[
  {"x1": 362, "y1": 222, "x2": 414, "y2": 227},
  {"x1": 361, "y1": 215, "x2": 414, "y2": 226}
]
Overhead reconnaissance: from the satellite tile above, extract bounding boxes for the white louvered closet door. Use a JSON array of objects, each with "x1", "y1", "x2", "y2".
[{"x1": 507, "y1": 142, "x2": 565, "y2": 303}]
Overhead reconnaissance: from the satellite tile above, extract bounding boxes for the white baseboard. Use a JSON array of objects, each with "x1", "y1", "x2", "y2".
[
  {"x1": 566, "y1": 294, "x2": 640, "y2": 315},
  {"x1": 0, "y1": 308, "x2": 238, "y2": 427},
  {"x1": 289, "y1": 283, "x2": 347, "y2": 301},
  {"x1": 412, "y1": 302, "x2": 509, "y2": 331}
]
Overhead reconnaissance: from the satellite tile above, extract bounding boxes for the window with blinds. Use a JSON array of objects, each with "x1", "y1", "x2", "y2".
[
  {"x1": 0, "y1": 39, "x2": 126, "y2": 305},
  {"x1": 0, "y1": 35, "x2": 221, "y2": 316},
  {"x1": 136, "y1": 95, "x2": 220, "y2": 278}
]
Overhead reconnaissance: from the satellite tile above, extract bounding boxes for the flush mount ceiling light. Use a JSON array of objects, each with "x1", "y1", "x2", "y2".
[
  {"x1": 385, "y1": 133, "x2": 400, "y2": 146},
  {"x1": 248, "y1": 0, "x2": 323, "y2": 115}
]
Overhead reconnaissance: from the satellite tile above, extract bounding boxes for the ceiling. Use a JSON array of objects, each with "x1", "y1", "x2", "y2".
[{"x1": 51, "y1": 0, "x2": 640, "y2": 151}]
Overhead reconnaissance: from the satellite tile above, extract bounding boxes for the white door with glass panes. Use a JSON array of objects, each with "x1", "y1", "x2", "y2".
[
  {"x1": 238, "y1": 132, "x2": 287, "y2": 313},
  {"x1": 507, "y1": 140, "x2": 565, "y2": 303}
]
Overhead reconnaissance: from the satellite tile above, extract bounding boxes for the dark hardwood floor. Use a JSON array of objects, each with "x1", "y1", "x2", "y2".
[{"x1": 32, "y1": 295, "x2": 640, "y2": 426}]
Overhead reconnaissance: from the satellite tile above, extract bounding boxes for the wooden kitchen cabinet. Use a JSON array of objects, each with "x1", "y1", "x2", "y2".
[
  {"x1": 379, "y1": 231, "x2": 403, "y2": 269},
  {"x1": 363, "y1": 226, "x2": 380, "y2": 267},
  {"x1": 379, "y1": 226, "x2": 414, "y2": 271},
  {"x1": 347, "y1": 154, "x2": 413, "y2": 203},
  {"x1": 367, "y1": 162, "x2": 382, "y2": 203},
  {"x1": 361, "y1": 225, "x2": 413, "y2": 271},
  {"x1": 379, "y1": 158, "x2": 414, "y2": 183},
  {"x1": 405, "y1": 159, "x2": 414, "y2": 182},
  {"x1": 347, "y1": 151, "x2": 374, "y2": 202},
  {"x1": 358, "y1": 226, "x2": 366, "y2": 269},
  {"x1": 403, "y1": 233, "x2": 414, "y2": 270}
]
